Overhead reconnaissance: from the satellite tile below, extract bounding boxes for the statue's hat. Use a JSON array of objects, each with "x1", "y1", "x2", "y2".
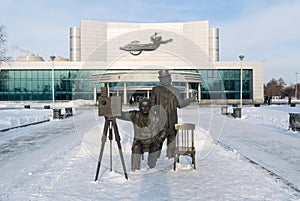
[{"x1": 158, "y1": 69, "x2": 171, "y2": 78}]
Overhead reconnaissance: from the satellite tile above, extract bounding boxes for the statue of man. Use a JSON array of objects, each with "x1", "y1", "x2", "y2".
[
  {"x1": 118, "y1": 98, "x2": 167, "y2": 171},
  {"x1": 151, "y1": 69, "x2": 196, "y2": 158}
]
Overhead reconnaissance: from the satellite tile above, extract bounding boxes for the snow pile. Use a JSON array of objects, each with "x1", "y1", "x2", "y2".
[
  {"x1": 0, "y1": 109, "x2": 52, "y2": 130},
  {"x1": 0, "y1": 100, "x2": 94, "y2": 130}
]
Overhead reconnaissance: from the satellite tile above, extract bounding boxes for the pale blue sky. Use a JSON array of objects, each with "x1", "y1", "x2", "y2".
[{"x1": 1, "y1": 0, "x2": 300, "y2": 84}]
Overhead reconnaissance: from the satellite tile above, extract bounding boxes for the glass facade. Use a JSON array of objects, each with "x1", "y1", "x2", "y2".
[
  {"x1": 0, "y1": 69, "x2": 104, "y2": 101},
  {"x1": 199, "y1": 69, "x2": 253, "y2": 100},
  {"x1": 0, "y1": 69, "x2": 253, "y2": 101}
]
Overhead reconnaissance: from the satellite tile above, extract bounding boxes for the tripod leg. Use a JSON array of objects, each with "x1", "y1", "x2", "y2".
[
  {"x1": 109, "y1": 121, "x2": 113, "y2": 171},
  {"x1": 94, "y1": 119, "x2": 109, "y2": 181},
  {"x1": 112, "y1": 119, "x2": 128, "y2": 180}
]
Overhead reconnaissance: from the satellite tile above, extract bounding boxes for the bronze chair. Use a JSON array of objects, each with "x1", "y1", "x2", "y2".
[{"x1": 174, "y1": 123, "x2": 196, "y2": 170}]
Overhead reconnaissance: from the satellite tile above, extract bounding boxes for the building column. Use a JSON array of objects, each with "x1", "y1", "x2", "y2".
[
  {"x1": 123, "y1": 81, "x2": 127, "y2": 104},
  {"x1": 198, "y1": 82, "x2": 201, "y2": 103},
  {"x1": 107, "y1": 83, "x2": 110, "y2": 97},
  {"x1": 147, "y1": 90, "x2": 150, "y2": 99},
  {"x1": 93, "y1": 83, "x2": 97, "y2": 104},
  {"x1": 185, "y1": 82, "x2": 189, "y2": 99}
]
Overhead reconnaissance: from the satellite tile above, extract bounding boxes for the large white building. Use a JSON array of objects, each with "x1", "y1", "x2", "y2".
[
  {"x1": 70, "y1": 20, "x2": 220, "y2": 62},
  {"x1": 0, "y1": 20, "x2": 264, "y2": 104}
]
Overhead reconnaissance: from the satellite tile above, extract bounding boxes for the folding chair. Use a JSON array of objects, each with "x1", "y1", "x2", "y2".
[{"x1": 174, "y1": 123, "x2": 196, "y2": 170}]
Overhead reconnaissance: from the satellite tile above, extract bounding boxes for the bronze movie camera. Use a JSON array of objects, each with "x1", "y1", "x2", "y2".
[{"x1": 98, "y1": 87, "x2": 122, "y2": 117}]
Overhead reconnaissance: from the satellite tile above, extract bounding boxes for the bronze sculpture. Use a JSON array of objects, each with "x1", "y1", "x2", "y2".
[
  {"x1": 119, "y1": 32, "x2": 173, "y2": 56},
  {"x1": 118, "y1": 98, "x2": 167, "y2": 171},
  {"x1": 151, "y1": 69, "x2": 196, "y2": 158}
]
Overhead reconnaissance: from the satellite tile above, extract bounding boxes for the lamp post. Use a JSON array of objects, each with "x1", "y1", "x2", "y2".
[
  {"x1": 50, "y1": 55, "x2": 56, "y2": 108},
  {"x1": 296, "y1": 72, "x2": 298, "y2": 100},
  {"x1": 239, "y1": 55, "x2": 245, "y2": 108}
]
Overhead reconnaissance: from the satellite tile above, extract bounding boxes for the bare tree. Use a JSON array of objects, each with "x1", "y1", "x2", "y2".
[
  {"x1": 265, "y1": 78, "x2": 300, "y2": 100},
  {"x1": 283, "y1": 85, "x2": 295, "y2": 98},
  {"x1": 296, "y1": 83, "x2": 300, "y2": 99},
  {"x1": 0, "y1": 25, "x2": 11, "y2": 63},
  {"x1": 278, "y1": 77, "x2": 286, "y2": 87},
  {"x1": 264, "y1": 78, "x2": 286, "y2": 98}
]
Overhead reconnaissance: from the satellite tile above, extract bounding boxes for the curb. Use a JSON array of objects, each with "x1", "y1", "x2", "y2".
[{"x1": 0, "y1": 119, "x2": 50, "y2": 132}]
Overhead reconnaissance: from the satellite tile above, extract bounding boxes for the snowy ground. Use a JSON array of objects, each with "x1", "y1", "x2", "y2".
[{"x1": 0, "y1": 101, "x2": 300, "y2": 200}]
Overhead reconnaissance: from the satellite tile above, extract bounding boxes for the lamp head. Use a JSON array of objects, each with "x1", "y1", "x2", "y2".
[
  {"x1": 239, "y1": 55, "x2": 245, "y2": 61},
  {"x1": 50, "y1": 55, "x2": 56, "y2": 61}
]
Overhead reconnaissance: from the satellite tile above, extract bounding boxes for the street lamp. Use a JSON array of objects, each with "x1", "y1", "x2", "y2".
[
  {"x1": 50, "y1": 55, "x2": 56, "y2": 108},
  {"x1": 296, "y1": 72, "x2": 298, "y2": 100},
  {"x1": 239, "y1": 55, "x2": 245, "y2": 108}
]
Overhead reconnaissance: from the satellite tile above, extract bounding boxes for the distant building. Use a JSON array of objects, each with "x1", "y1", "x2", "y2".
[
  {"x1": 16, "y1": 53, "x2": 44, "y2": 62},
  {"x1": 0, "y1": 20, "x2": 264, "y2": 104},
  {"x1": 48, "y1": 56, "x2": 69, "y2": 62}
]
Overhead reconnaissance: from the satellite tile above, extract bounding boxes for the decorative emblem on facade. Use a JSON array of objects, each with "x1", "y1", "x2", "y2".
[{"x1": 119, "y1": 32, "x2": 173, "y2": 56}]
